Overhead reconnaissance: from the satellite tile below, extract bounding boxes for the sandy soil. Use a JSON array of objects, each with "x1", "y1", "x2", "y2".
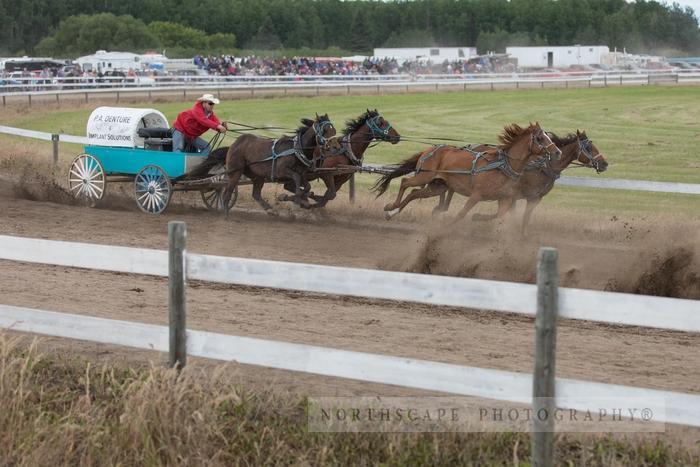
[{"x1": 1, "y1": 152, "x2": 699, "y2": 444}]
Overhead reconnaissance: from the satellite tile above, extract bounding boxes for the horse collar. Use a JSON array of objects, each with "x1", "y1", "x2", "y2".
[{"x1": 342, "y1": 133, "x2": 361, "y2": 165}]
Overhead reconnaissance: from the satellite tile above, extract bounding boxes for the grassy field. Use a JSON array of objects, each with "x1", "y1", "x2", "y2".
[
  {"x1": 1, "y1": 86, "x2": 698, "y2": 214},
  {"x1": 1, "y1": 335, "x2": 696, "y2": 466}
]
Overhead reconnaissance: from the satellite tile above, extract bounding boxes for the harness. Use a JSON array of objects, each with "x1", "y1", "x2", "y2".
[
  {"x1": 523, "y1": 136, "x2": 601, "y2": 197},
  {"x1": 318, "y1": 114, "x2": 395, "y2": 167},
  {"x1": 258, "y1": 135, "x2": 312, "y2": 181},
  {"x1": 416, "y1": 144, "x2": 523, "y2": 180},
  {"x1": 339, "y1": 133, "x2": 361, "y2": 165}
]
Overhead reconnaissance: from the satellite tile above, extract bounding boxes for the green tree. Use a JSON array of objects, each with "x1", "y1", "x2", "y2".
[
  {"x1": 148, "y1": 21, "x2": 208, "y2": 50},
  {"x1": 382, "y1": 29, "x2": 438, "y2": 48},
  {"x1": 34, "y1": 13, "x2": 159, "y2": 57},
  {"x1": 246, "y1": 16, "x2": 283, "y2": 50}
]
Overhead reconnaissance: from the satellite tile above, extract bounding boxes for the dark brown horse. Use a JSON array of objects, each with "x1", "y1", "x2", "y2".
[
  {"x1": 372, "y1": 122, "x2": 561, "y2": 223},
  {"x1": 223, "y1": 114, "x2": 337, "y2": 214},
  {"x1": 434, "y1": 130, "x2": 608, "y2": 233},
  {"x1": 278, "y1": 109, "x2": 401, "y2": 207}
]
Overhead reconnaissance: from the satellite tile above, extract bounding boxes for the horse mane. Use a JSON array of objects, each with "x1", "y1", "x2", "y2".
[
  {"x1": 343, "y1": 109, "x2": 379, "y2": 135},
  {"x1": 548, "y1": 132, "x2": 578, "y2": 147},
  {"x1": 296, "y1": 118, "x2": 313, "y2": 138},
  {"x1": 497, "y1": 123, "x2": 535, "y2": 150}
]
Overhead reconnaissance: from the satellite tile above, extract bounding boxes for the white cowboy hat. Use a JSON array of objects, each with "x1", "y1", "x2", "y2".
[{"x1": 196, "y1": 93, "x2": 220, "y2": 105}]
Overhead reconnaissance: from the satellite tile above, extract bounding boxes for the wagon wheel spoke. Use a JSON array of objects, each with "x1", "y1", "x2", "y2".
[
  {"x1": 134, "y1": 165, "x2": 172, "y2": 214},
  {"x1": 68, "y1": 154, "x2": 106, "y2": 207},
  {"x1": 201, "y1": 186, "x2": 237, "y2": 213}
]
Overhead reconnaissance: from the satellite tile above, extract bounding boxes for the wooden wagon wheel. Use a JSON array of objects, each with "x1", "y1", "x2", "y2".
[
  {"x1": 134, "y1": 164, "x2": 172, "y2": 214},
  {"x1": 68, "y1": 153, "x2": 106, "y2": 207},
  {"x1": 201, "y1": 186, "x2": 237, "y2": 212}
]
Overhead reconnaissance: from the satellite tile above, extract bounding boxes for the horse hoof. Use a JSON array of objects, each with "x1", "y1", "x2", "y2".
[
  {"x1": 383, "y1": 204, "x2": 395, "y2": 212},
  {"x1": 265, "y1": 209, "x2": 278, "y2": 217},
  {"x1": 384, "y1": 208, "x2": 399, "y2": 220}
]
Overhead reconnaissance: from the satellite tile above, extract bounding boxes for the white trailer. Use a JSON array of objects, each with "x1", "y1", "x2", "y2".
[
  {"x1": 373, "y1": 47, "x2": 476, "y2": 63},
  {"x1": 506, "y1": 45, "x2": 610, "y2": 69},
  {"x1": 76, "y1": 51, "x2": 143, "y2": 72}
]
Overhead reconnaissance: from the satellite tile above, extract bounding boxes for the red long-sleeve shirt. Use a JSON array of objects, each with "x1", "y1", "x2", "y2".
[{"x1": 173, "y1": 102, "x2": 221, "y2": 140}]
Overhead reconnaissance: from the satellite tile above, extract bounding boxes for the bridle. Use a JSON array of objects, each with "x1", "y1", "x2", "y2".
[
  {"x1": 529, "y1": 128, "x2": 560, "y2": 160},
  {"x1": 313, "y1": 118, "x2": 335, "y2": 147},
  {"x1": 365, "y1": 115, "x2": 396, "y2": 141},
  {"x1": 573, "y1": 137, "x2": 605, "y2": 172}
]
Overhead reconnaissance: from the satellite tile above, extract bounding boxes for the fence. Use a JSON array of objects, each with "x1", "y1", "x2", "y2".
[
  {"x1": 1, "y1": 124, "x2": 699, "y2": 197},
  {"x1": 2, "y1": 69, "x2": 700, "y2": 98},
  {"x1": 1, "y1": 226, "x2": 699, "y2": 465}
]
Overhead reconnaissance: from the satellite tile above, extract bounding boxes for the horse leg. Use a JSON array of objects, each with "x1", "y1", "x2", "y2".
[
  {"x1": 432, "y1": 188, "x2": 454, "y2": 215},
  {"x1": 251, "y1": 178, "x2": 275, "y2": 213},
  {"x1": 222, "y1": 170, "x2": 243, "y2": 218},
  {"x1": 384, "y1": 173, "x2": 433, "y2": 212},
  {"x1": 289, "y1": 171, "x2": 311, "y2": 209},
  {"x1": 521, "y1": 198, "x2": 541, "y2": 236},
  {"x1": 310, "y1": 174, "x2": 336, "y2": 208},
  {"x1": 386, "y1": 181, "x2": 447, "y2": 220},
  {"x1": 451, "y1": 194, "x2": 483, "y2": 225},
  {"x1": 277, "y1": 180, "x2": 298, "y2": 202}
]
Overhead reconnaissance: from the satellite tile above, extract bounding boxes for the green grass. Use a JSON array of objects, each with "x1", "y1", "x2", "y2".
[
  {"x1": 1, "y1": 335, "x2": 696, "y2": 465},
  {"x1": 1, "y1": 86, "x2": 698, "y2": 215}
]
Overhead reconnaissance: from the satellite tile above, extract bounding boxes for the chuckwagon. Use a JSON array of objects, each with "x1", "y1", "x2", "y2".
[{"x1": 69, "y1": 106, "x2": 237, "y2": 214}]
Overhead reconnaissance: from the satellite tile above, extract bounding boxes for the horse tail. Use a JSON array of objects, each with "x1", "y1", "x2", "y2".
[{"x1": 371, "y1": 152, "x2": 422, "y2": 197}]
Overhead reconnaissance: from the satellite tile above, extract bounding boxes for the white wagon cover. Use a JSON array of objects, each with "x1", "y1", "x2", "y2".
[{"x1": 86, "y1": 107, "x2": 169, "y2": 148}]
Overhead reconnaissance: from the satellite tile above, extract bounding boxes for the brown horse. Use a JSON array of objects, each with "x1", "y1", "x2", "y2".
[
  {"x1": 372, "y1": 122, "x2": 561, "y2": 223},
  {"x1": 435, "y1": 130, "x2": 608, "y2": 233},
  {"x1": 278, "y1": 109, "x2": 401, "y2": 207},
  {"x1": 223, "y1": 114, "x2": 337, "y2": 214}
]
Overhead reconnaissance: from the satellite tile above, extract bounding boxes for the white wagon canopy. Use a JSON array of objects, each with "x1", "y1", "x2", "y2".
[{"x1": 86, "y1": 106, "x2": 168, "y2": 148}]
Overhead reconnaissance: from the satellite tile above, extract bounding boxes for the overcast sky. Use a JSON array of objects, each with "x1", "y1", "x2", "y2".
[{"x1": 649, "y1": 0, "x2": 700, "y2": 18}]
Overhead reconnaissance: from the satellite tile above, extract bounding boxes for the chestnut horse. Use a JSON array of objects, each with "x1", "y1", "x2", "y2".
[
  {"x1": 435, "y1": 130, "x2": 608, "y2": 233},
  {"x1": 278, "y1": 109, "x2": 401, "y2": 207},
  {"x1": 223, "y1": 114, "x2": 336, "y2": 214},
  {"x1": 372, "y1": 122, "x2": 561, "y2": 223}
]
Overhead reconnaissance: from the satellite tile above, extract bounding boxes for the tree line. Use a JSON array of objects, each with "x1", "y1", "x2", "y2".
[{"x1": 1, "y1": 0, "x2": 698, "y2": 57}]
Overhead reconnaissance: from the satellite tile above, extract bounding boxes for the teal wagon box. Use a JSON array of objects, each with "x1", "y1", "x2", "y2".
[{"x1": 69, "y1": 106, "x2": 232, "y2": 214}]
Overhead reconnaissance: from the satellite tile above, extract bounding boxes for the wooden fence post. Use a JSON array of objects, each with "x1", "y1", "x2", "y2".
[
  {"x1": 51, "y1": 134, "x2": 59, "y2": 165},
  {"x1": 348, "y1": 174, "x2": 356, "y2": 204},
  {"x1": 532, "y1": 247, "x2": 559, "y2": 467},
  {"x1": 168, "y1": 221, "x2": 187, "y2": 369}
]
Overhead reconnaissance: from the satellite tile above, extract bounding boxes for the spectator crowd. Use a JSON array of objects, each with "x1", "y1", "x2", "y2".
[{"x1": 192, "y1": 54, "x2": 516, "y2": 76}]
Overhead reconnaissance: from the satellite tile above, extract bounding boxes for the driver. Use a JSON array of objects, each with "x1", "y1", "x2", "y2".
[{"x1": 172, "y1": 93, "x2": 227, "y2": 153}]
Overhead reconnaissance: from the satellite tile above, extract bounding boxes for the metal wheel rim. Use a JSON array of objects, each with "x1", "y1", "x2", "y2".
[
  {"x1": 68, "y1": 154, "x2": 105, "y2": 207},
  {"x1": 201, "y1": 187, "x2": 237, "y2": 212},
  {"x1": 134, "y1": 165, "x2": 172, "y2": 214}
]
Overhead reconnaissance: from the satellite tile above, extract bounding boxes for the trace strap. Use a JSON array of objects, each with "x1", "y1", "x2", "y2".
[
  {"x1": 415, "y1": 144, "x2": 523, "y2": 180},
  {"x1": 258, "y1": 135, "x2": 312, "y2": 181}
]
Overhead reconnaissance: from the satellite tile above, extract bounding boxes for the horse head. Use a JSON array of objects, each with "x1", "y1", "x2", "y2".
[
  {"x1": 364, "y1": 109, "x2": 401, "y2": 144},
  {"x1": 575, "y1": 130, "x2": 608, "y2": 173},
  {"x1": 498, "y1": 122, "x2": 560, "y2": 166},
  {"x1": 529, "y1": 122, "x2": 562, "y2": 161},
  {"x1": 299, "y1": 114, "x2": 338, "y2": 152}
]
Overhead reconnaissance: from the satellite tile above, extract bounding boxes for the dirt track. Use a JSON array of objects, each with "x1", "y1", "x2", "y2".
[{"x1": 1, "y1": 155, "x2": 699, "y2": 419}]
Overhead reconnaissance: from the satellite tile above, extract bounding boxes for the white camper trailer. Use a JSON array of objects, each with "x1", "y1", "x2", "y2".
[
  {"x1": 76, "y1": 51, "x2": 142, "y2": 73},
  {"x1": 506, "y1": 45, "x2": 610, "y2": 69},
  {"x1": 373, "y1": 47, "x2": 477, "y2": 63}
]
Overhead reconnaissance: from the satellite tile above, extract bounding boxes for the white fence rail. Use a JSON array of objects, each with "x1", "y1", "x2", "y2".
[
  {"x1": 1, "y1": 234, "x2": 699, "y2": 332},
  {"x1": 2, "y1": 303, "x2": 699, "y2": 428},
  {"x1": 2, "y1": 70, "x2": 700, "y2": 98},
  {"x1": 0, "y1": 125, "x2": 698, "y2": 196},
  {"x1": 0, "y1": 231, "x2": 699, "y2": 432}
]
